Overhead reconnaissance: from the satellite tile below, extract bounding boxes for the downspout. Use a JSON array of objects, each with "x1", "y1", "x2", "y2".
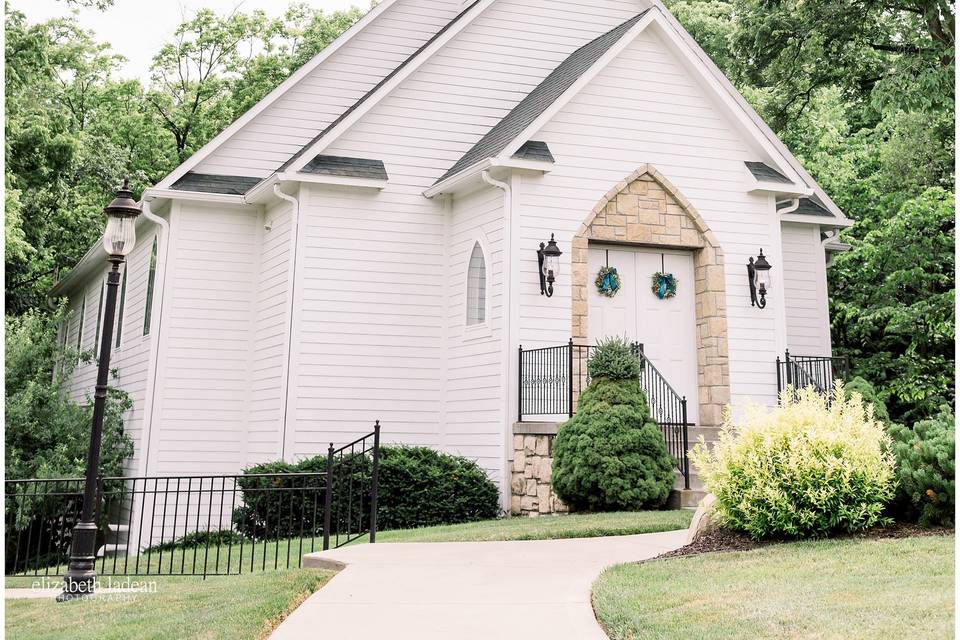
[
  {"x1": 776, "y1": 197, "x2": 800, "y2": 215},
  {"x1": 138, "y1": 198, "x2": 171, "y2": 477},
  {"x1": 481, "y1": 169, "x2": 514, "y2": 508},
  {"x1": 272, "y1": 183, "x2": 300, "y2": 461}
]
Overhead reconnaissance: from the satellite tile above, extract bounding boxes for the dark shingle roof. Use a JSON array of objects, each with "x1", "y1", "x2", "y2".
[
  {"x1": 301, "y1": 155, "x2": 388, "y2": 180},
  {"x1": 511, "y1": 141, "x2": 555, "y2": 163},
  {"x1": 277, "y1": 0, "x2": 481, "y2": 173},
  {"x1": 745, "y1": 161, "x2": 791, "y2": 184},
  {"x1": 171, "y1": 172, "x2": 260, "y2": 195},
  {"x1": 778, "y1": 195, "x2": 832, "y2": 217},
  {"x1": 435, "y1": 10, "x2": 650, "y2": 184}
]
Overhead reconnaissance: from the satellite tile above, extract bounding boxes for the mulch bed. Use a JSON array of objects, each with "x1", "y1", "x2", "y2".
[{"x1": 657, "y1": 522, "x2": 953, "y2": 560}]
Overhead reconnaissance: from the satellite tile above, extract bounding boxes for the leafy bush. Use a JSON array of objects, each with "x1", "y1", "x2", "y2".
[
  {"x1": 145, "y1": 529, "x2": 248, "y2": 553},
  {"x1": 552, "y1": 339, "x2": 675, "y2": 511},
  {"x1": 5, "y1": 309, "x2": 134, "y2": 572},
  {"x1": 233, "y1": 446, "x2": 499, "y2": 537},
  {"x1": 691, "y1": 385, "x2": 896, "y2": 540},
  {"x1": 587, "y1": 336, "x2": 641, "y2": 381},
  {"x1": 844, "y1": 376, "x2": 891, "y2": 425},
  {"x1": 887, "y1": 406, "x2": 955, "y2": 527}
]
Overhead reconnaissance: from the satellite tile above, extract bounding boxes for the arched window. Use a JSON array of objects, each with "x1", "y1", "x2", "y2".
[{"x1": 466, "y1": 242, "x2": 486, "y2": 326}]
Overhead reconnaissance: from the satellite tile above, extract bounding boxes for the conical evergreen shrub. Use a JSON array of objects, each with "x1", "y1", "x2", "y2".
[{"x1": 551, "y1": 338, "x2": 676, "y2": 511}]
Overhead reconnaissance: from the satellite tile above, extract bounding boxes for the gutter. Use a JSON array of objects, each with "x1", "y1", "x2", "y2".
[
  {"x1": 480, "y1": 169, "x2": 515, "y2": 508},
  {"x1": 425, "y1": 157, "x2": 553, "y2": 199},
  {"x1": 134, "y1": 198, "x2": 171, "y2": 478},
  {"x1": 271, "y1": 183, "x2": 301, "y2": 461}
]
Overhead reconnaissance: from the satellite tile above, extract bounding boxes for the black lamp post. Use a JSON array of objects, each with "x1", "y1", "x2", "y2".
[
  {"x1": 57, "y1": 180, "x2": 141, "y2": 601},
  {"x1": 537, "y1": 234, "x2": 562, "y2": 297},
  {"x1": 747, "y1": 248, "x2": 772, "y2": 309}
]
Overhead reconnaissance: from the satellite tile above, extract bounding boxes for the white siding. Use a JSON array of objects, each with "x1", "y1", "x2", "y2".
[
  {"x1": 63, "y1": 228, "x2": 160, "y2": 477},
  {"x1": 288, "y1": 183, "x2": 446, "y2": 458},
  {"x1": 194, "y1": 0, "x2": 465, "y2": 177},
  {"x1": 516, "y1": 24, "x2": 783, "y2": 407},
  {"x1": 247, "y1": 201, "x2": 293, "y2": 463},
  {"x1": 148, "y1": 202, "x2": 261, "y2": 475},
  {"x1": 444, "y1": 187, "x2": 506, "y2": 481},
  {"x1": 781, "y1": 223, "x2": 831, "y2": 356}
]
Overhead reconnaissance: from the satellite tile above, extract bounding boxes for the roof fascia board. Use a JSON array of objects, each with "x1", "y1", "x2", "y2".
[
  {"x1": 781, "y1": 213, "x2": 853, "y2": 228},
  {"x1": 155, "y1": 0, "x2": 399, "y2": 189},
  {"x1": 495, "y1": 11, "x2": 657, "y2": 162},
  {"x1": 647, "y1": 0, "x2": 849, "y2": 222},
  {"x1": 284, "y1": 0, "x2": 495, "y2": 174},
  {"x1": 423, "y1": 156, "x2": 552, "y2": 198},
  {"x1": 143, "y1": 188, "x2": 250, "y2": 205},
  {"x1": 748, "y1": 180, "x2": 812, "y2": 196},
  {"x1": 280, "y1": 172, "x2": 387, "y2": 190}
]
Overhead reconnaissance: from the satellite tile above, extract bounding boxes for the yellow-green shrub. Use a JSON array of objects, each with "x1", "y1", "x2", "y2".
[{"x1": 691, "y1": 385, "x2": 896, "y2": 540}]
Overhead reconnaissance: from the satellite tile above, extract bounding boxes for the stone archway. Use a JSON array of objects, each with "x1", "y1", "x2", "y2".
[{"x1": 570, "y1": 164, "x2": 730, "y2": 429}]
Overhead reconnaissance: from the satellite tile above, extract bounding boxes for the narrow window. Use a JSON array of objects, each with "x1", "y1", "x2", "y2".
[
  {"x1": 115, "y1": 266, "x2": 127, "y2": 348},
  {"x1": 143, "y1": 238, "x2": 158, "y2": 335},
  {"x1": 76, "y1": 295, "x2": 86, "y2": 355},
  {"x1": 466, "y1": 242, "x2": 486, "y2": 326},
  {"x1": 94, "y1": 280, "x2": 105, "y2": 354}
]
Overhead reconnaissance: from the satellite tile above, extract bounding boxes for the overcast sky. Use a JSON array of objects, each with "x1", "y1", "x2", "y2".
[{"x1": 8, "y1": 0, "x2": 363, "y2": 80}]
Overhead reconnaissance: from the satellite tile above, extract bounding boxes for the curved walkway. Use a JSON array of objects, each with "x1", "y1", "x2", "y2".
[{"x1": 270, "y1": 529, "x2": 687, "y2": 639}]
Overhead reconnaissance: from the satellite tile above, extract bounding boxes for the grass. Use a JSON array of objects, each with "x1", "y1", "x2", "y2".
[
  {"x1": 4, "y1": 569, "x2": 334, "y2": 640},
  {"x1": 365, "y1": 510, "x2": 694, "y2": 544},
  {"x1": 593, "y1": 534, "x2": 955, "y2": 640}
]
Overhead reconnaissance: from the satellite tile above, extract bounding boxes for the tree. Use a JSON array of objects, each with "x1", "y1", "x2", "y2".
[{"x1": 830, "y1": 187, "x2": 955, "y2": 421}]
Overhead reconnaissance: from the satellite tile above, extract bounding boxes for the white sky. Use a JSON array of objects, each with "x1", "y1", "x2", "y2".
[{"x1": 8, "y1": 0, "x2": 363, "y2": 80}]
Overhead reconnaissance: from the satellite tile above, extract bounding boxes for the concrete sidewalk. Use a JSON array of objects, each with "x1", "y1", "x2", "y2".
[{"x1": 270, "y1": 529, "x2": 686, "y2": 639}]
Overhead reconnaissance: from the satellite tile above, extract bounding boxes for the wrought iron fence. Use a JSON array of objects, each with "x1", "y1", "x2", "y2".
[
  {"x1": 5, "y1": 422, "x2": 381, "y2": 578},
  {"x1": 518, "y1": 341, "x2": 690, "y2": 488},
  {"x1": 776, "y1": 351, "x2": 850, "y2": 397}
]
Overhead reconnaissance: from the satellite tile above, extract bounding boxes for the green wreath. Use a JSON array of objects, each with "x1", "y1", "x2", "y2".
[
  {"x1": 595, "y1": 266, "x2": 621, "y2": 297},
  {"x1": 651, "y1": 272, "x2": 678, "y2": 299}
]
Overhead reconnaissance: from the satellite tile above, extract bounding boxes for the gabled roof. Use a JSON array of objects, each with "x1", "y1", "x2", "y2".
[
  {"x1": 745, "y1": 161, "x2": 791, "y2": 184},
  {"x1": 301, "y1": 155, "x2": 388, "y2": 180},
  {"x1": 512, "y1": 141, "x2": 554, "y2": 163},
  {"x1": 435, "y1": 11, "x2": 650, "y2": 184},
  {"x1": 171, "y1": 173, "x2": 260, "y2": 195},
  {"x1": 277, "y1": 0, "x2": 482, "y2": 173}
]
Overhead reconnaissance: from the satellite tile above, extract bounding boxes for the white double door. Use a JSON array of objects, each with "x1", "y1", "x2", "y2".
[{"x1": 587, "y1": 246, "x2": 699, "y2": 423}]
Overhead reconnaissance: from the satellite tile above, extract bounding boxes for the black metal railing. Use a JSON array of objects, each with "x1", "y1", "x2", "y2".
[
  {"x1": 5, "y1": 422, "x2": 381, "y2": 578},
  {"x1": 776, "y1": 351, "x2": 850, "y2": 397},
  {"x1": 518, "y1": 341, "x2": 691, "y2": 488}
]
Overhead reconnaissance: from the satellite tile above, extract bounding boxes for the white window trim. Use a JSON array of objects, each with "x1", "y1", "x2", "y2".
[{"x1": 463, "y1": 238, "x2": 492, "y2": 340}]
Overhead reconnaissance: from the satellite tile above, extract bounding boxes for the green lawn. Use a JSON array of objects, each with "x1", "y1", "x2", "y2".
[
  {"x1": 593, "y1": 534, "x2": 955, "y2": 640},
  {"x1": 5, "y1": 569, "x2": 333, "y2": 640},
  {"x1": 367, "y1": 510, "x2": 693, "y2": 543}
]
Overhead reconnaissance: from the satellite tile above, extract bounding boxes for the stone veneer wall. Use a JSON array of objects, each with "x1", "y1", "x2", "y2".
[
  {"x1": 570, "y1": 164, "x2": 732, "y2": 431},
  {"x1": 510, "y1": 428, "x2": 568, "y2": 517}
]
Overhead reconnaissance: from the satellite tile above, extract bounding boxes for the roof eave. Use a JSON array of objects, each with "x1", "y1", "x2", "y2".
[{"x1": 424, "y1": 157, "x2": 553, "y2": 199}]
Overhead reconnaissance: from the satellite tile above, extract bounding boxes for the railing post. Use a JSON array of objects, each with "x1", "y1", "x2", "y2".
[
  {"x1": 322, "y1": 443, "x2": 334, "y2": 551},
  {"x1": 784, "y1": 349, "x2": 792, "y2": 387},
  {"x1": 517, "y1": 345, "x2": 523, "y2": 423},
  {"x1": 368, "y1": 421, "x2": 381, "y2": 544},
  {"x1": 775, "y1": 356, "x2": 782, "y2": 400},
  {"x1": 567, "y1": 338, "x2": 574, "y2": 418},
  {"x1": 681, "y1": 398, "x2": 690, "y2": 491}
]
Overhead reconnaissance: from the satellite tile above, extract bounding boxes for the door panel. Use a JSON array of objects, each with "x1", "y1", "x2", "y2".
[{"x1": 588, "y1": 246, "x2": 699, "y2": 423}]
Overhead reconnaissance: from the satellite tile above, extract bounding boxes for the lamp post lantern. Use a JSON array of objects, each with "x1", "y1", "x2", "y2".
[
  {"x1": 537, "y1": 234, "x2": 563, "y2": 297},
  {"x1": 57, "y1": 179, "x2": 141, "y2": 601},
  {"x1": 747, "y1": 248, "x2": 773, "y2": 309}
]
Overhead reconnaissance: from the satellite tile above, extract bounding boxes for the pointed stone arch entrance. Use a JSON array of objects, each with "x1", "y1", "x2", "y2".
[{"x1": 570, "y1": 164, "x2": 731, "y2": 429}]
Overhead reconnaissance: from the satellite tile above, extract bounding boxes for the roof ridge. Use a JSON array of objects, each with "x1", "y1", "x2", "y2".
[
  {"x1": 276, "y1": 0, "x2": 482, "y2": 173},
  {"x1": 433, "y1": 9, "x2": 651, "y2": 185}
]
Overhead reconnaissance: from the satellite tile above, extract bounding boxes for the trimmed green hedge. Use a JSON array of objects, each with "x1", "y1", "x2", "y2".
[{"x1": 233, "y1": 445, "x2": 499, "y2": 537}]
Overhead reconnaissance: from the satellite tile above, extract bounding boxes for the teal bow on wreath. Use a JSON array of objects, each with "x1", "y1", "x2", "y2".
[
  {"x1": 651, "y1": 272, "x2": 678, "y2": 299},
  {"x1": 595, "y1": 266, "x2": 621, "y2": 297}
]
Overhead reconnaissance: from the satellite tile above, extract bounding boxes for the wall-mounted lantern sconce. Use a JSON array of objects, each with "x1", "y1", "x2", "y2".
[
  {"x1": 747, "y1": 248, "x2": 772, "y2": 309},
  {"x1": 537, "y1": 234, "x2": 562, "y2": 297}
]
